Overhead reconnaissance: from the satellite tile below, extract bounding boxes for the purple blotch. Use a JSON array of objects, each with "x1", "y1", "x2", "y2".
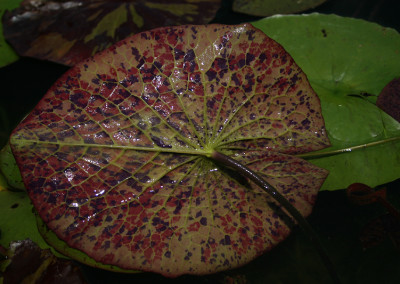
[
  {"x1": 245, "y1": 53, "x2": 255, "y2": 65},
  {"x1": 200, "y1": 217, "x2": 207, "y2": 226},
  {"x1": 206, "y1": 70, "x2": 217, "y2": 81}
]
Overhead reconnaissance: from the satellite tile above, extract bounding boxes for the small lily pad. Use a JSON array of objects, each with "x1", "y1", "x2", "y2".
[
  {"x1": 233, "y1": 0, "x2": 326, "y2": 17},
  {"x1": 253, "y1": 14, "x2": 400, "y2": 190}
]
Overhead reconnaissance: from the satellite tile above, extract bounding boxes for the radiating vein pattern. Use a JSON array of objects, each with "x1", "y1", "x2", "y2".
[{"x1": 10, "y1": 23, "x2": 330, "y2": 276}]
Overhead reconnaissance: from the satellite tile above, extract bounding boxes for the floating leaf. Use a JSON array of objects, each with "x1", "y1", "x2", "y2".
[
  {"x1": 346, "y1": 183, "x2": 387, "y2": 206},
  {"x1": 0, "y1": 239, "x2": 87, "y2": 284},
  {"x1": 0, "y1": 0, "x2": 24, "y2": 67},
  {"x1": 346, "y1": 182, "x2": 400, "y2": 251},
  {"x1": 0, "y1": 190, "x2": 49, "y2": 251},
  {"x1": 233, "y1": 0, "x2": 326, "y2": 17},
  {"x1": 252, "y1": 14, "x2": 400, "y2": 190},
  {"x1": 2, "y1": 0, "x2": 222, "y2": 66},
  {"x1": 0, "y1": 171, "x2": 8, "y2": 191},
  {"x1": 0, "y1": 143, "x2": 25, "y2": 191},
  {"x1": 10, "y1": 23, "x2": 329, "y2": 276},
  {"x1": 359, "y1": 213, "x2": 400, "y2": 251}
]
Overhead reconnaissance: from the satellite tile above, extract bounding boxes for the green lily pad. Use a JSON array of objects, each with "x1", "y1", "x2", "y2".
[
  {"x1": 0, "y1": 143, "x2": 25, "y2": 191},
  {"x1": 252, "y1": 14, "x2": 400, "y2": 190},
  {"x1": 0, "y1": 190, "x2": 46, "y2": 248},
  {"x1": 0, "y1": 0, "x2": 23, "y2": 67},
  {"x1": 233, "y1": 0, "x2": 326, "y2": 17}
]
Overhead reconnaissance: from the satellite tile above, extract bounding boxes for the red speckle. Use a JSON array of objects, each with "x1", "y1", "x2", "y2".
[
  {"x1": 101, "y1": 253, "x2": 115, "y2": 263},
  {"x1": 250, "y1": 215, "x2": 263, "y2": 227},
  {"x1": 188, "y1": 222, "x2": 200, "y2": 232},
  {"x1": 272, "y1": 122, "x2": 283, "y2": 129}
]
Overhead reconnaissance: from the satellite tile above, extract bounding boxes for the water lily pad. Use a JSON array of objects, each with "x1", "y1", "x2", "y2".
[
  {"x1": 0, "y1": 143, "x2": 25, "y2": 191},
  {"x1": 9, "y1": 23, "x2": 329, "y2": 276},
  {"x1": 252, "y1": 14, "x2": 400, "y2": 190},
  {"x1": 2, "y1": 0, "x2": 222, "y2": 66},
  {"x1": 0, "y1": 190, "x2": 46, "y2": 249},
  {"x1": 233, "y1": 0, "x2": 326, "y2": 17}
]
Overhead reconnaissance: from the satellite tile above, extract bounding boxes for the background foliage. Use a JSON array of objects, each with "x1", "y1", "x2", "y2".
[{"x1": 1, "y1": 0, "x2": 400, "y2": 283}]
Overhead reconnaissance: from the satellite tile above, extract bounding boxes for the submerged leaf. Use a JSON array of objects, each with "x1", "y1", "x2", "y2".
[
  {"x1": 10, "y1": 23, "x2": 329, "y2": 276},
  {"x1": 346, "y1": 182, "x2": 400, "y2": 251},
  {"x1": 233, "y1": 0, "x2": 326, "y2": 17},
  {"x1": 346, "y1": 183, "x2": 386, "y2": 206},
  {"x1": 252, "y1": 14, "x2": 400, "y2": 190},
  {"x1": 360, "y1": 213, "x2": 400, "y2": 251},
  {"x1": 2, "y1": 0, "x2": 222, "y2": 66}
]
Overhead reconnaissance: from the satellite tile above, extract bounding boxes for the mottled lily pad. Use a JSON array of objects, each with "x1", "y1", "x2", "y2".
[
  {"x1": 2, "y1": 0, "x2": 222, "y2": 66},
  {"x1": 10, "y1": 23, "x2": 329, "y2": 275}
]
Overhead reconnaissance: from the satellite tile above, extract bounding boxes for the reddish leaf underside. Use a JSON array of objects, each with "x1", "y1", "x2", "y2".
[
  {"x1": 377, "y1": 77, "x2": 400, "y2": 123},
  {"x1": 3, "y1": 0, "x2": 222, "y2": 66},
  {"x1": 10, "y1": 23, "x2": 330, "y2": 276}
]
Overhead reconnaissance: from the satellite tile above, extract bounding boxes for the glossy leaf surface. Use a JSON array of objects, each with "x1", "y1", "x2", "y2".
[
  {"x1": 252, "y1": 14, "x2": 400, "y2": 190},
  {"x1": 10, "y1": 23, "x2": 329, "y2": 276},
  {"x1": 2, "y1": 0, "x2": 222, "y2": 66},
  {"x1": 233, "y1": 0, "x2": 326, "y2": 17}
]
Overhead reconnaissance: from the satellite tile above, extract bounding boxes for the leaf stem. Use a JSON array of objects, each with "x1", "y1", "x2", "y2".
[
  {"x1": 297, "y1": 136, "x2": 400, "y2": 159},
  {"x1": 210, "y1": 150, "x2": 341, "y2": 284}
]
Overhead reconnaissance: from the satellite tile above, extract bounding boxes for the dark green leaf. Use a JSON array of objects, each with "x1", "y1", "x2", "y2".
[
  {"x1": 233, "y1": 0, "x2": 327, "y2": 17},
  {"x1": 0, "y1": 143, "x2": 25, "y2": 191}
]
